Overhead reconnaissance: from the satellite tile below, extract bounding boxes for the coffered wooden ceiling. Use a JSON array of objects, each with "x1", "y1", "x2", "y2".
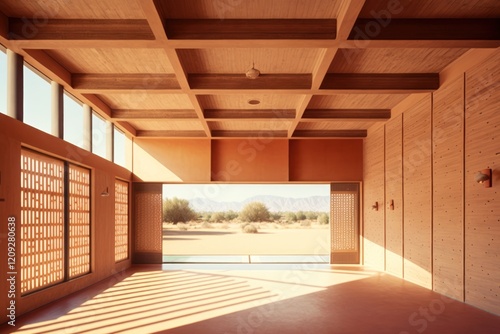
[{"x1": 0, "y1": 0, "x2": 499, "y2": 139}]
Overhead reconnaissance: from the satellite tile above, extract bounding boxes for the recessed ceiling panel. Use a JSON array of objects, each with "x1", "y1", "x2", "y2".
[
  {"x1": 156, "y1": 0, "x2": 341, "y2": 19},
  {"x1": 46, "y1": 48, "x2": 174, "y2": 74},
  {"x1": 98, "y1": 94, "x2": 193, "y2": 110},
  {"x1": 178, "y1": 48, "x2": 321, "y2": 74},
  {"x1": 330, "y1": 49, "x2": 469, "y2": 73},
  {"x1": 0, "y1": 0, "x2": 145, "y2": 19},
  {"x1": 198, "y1": 94, "x2": 301, "y2": 110},
  {"x1": 126, "y1": 120, "x2": 204, "y2": 131},
  {"x1": 309, "y1": 94, "x2": 409, "y2": 109},
  {"x1": 358, "y1": 0, "x2": 500, "y2": 18}
]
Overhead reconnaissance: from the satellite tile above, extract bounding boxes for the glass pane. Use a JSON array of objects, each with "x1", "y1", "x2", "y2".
[
  {"x1": 113, "y1": 127, "x2": 127, "y2": 167},
  {"x1": 24, "y1": 64, "x2": 51, "y2": 133},
  {"x1": 0, "y1": 49, "x2": 6, "y2": 114},
  {"x1": 63, "y1": 92, "x2": 84, "y2": 148},
  {"x1": 92, "y1": 113, "x2": 107, "y2": 158}
]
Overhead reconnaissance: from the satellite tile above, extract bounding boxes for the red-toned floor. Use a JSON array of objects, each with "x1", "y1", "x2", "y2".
[{"x1": 1, "y1": 264, "x2": 499, "y2": 334}]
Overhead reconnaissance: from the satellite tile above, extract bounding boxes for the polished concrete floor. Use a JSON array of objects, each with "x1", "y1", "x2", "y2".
[{"x1": 1, "y1": 264, "x2": 499, "y2": 334}]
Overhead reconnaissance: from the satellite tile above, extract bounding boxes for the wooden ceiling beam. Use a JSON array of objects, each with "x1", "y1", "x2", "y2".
[
  {"x1": 321, "y1": 73, "x2": 439, "y2": 91},
  {"x1": 189, "y1": 74, "x2": 312, "y2": 90},
  {"x1": 164, "y1": 19, "x2": 336, "y2": 40},
  {"x1": 204, "y1": 109, "x2": 296, "y2": 120},
  {"x1": 293, "y1": 130, "x2": 367, "y2": 138},
  {"x1": 72, "y1": 74, "x2": 181, "y2": 91},
  {"x1": 349, "y1": 19, "x2": 500, "y2": 41},
  {"x1": 112, "y1": 109, "x2": 198, "y2": 120},
  {"x1": 302, "y1": 109, "x2": 390, "y2": 120},
  {"x1": 211, "y1": 130, "x2": 289, "y2": 138},
  {"x1": 8, "y1": 18, "x2": 155, "y2": 40}
]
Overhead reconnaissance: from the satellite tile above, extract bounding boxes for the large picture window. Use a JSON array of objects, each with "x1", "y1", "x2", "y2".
[
  {"x1": 20, "y1": 149, "x2": 91, "y2": 295},
  {"x1": 23, "y1": 64, "x2": 51, "y2": 134}
]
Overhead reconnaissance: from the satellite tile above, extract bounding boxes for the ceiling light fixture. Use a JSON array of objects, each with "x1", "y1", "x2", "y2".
[{"x1": 245, "y1": 63, "x2": 260, "y2": 79}]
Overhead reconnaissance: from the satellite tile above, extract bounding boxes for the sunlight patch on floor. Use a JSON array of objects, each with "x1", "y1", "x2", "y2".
[{"x1": 15, "y1": 267, "x2": 378, "y2": 334}]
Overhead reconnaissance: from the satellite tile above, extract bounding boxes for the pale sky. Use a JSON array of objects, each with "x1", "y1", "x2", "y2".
[{"x1": 163, "y1": 184, "x2": 330, "y2": 202}]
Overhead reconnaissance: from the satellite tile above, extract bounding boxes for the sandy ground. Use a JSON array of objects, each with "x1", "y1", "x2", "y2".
[{"x1": 163, "y1": 223, "x2": 330, "y2": 255}]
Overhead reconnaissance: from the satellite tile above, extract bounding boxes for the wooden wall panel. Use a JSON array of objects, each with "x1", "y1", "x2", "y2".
[
  {"x1": 362, "y1": 126, "x2": 385, "y2": 270},
  {"x1": 0, "y1": 114, "x2": 132, "y2": 320},
  {"x1": 211, "y1": 139, "x2": 289, "y2": 182},
  {"x1": 133, "y1": 139, "x2": 211, "y2": 182},
  {"x1": 289, "y1": 139, "x2": 363, "y2": 181},
  {"x1": 464, "y1": 49, "x2": 500, "y2": 315},
  {"x1": 403, "y1": 95, "x2": 433, "y2": 289},
  {"x1": 432, "y1": 76, "x2": 465, "y2": 301},
  {"x1": 133, "y1": 183, "x2": 163, "y2": 264},
  {"x1": 385, "y1": 114, "x2": 403, "y2": 278}
]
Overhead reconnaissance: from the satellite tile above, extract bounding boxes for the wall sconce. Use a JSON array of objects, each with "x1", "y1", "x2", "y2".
[
  {"x1": 371, "y1": 202, "x2": 379, "y2": 211},
  {"x1": 389, "y1": 200, "x2": 394, "y2": 211},
  {"x1": 475, "y1": 169, "x2": 492, "y2": 188},
  {"x1": 100, "y1": 187, "x2": 110, "y2": 197}
]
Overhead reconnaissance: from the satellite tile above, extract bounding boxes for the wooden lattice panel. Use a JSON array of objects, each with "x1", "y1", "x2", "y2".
[
  {"x1": 331, "y1": 183, "x2": 359, "y2": 264},
  {"x1": 68, "y1": 164, "x2": 91, "y2": 278},
  {"x1": 115, "y1": 179, "x2": 129, "y2": 262},
  {"x1": 133, "y1": 183, "x2": 163, "y2": 263},
  {"x1": 20, "y1": 149, "x2": 65, "y2": 294}
]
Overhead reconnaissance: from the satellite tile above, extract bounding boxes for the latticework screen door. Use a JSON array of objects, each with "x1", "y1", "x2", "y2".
[
  {"x1": 330, "y1": 183, "x2": 360, "y2": 264},
  {"x1": 20, "y1": 149, "x2": 91, "y2": 295}
]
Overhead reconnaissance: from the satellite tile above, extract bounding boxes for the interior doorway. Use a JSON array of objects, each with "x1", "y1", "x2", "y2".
[{"x1": 162, "y1": 184, "x2": 331, "y2": 263}]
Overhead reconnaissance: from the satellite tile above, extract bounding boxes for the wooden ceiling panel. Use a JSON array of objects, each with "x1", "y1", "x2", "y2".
[
  {"x1": 296, "y1": 121, "x2": 379, "y2": 130},
  {"x1": 0, "y1": 0, "x2": 145, "y2": 19},
  {"x1": 330, "y1": 49, "x2": 469, "y2": 73},
  {"x1": 46, "y1": 48, "x2": 174, "y2": 74},
  {"x1": 309, "y1": 94, "x2": 409, "y2": 109},
  {"x1": 178, "y1": 48, "x2": 321, "y2": 74},
  {"x1": 198, "y1": 94, "x2": 301, "y2": 110},
  {"x1": 126, "y1": 119, "x2": 204, "y2": 131},
  {"x1": 156, "y1": 0, "x2": 342, "y2": 19},
  {"x1": 97, "y1": 94, "x2": 193, "y2": 110},
  {"x1": 208, "y1": 120, "x2": 292, "y2": 131},
  {"x1": 358, "y1": 0, "x2": 500, "y2": 18},
  {"x1": 1, "y1": 0, "x2": 497, "y2": 139}
]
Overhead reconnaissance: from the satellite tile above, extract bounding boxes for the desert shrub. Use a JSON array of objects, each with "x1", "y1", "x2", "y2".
[
  {"x1": 317, "y1": 213, "x2": 329, "y2": 225},
  {"x1": 284, "y1": 212, "x2": 297, "y2": 223},
  {"x1": 242, "y1": 223, "x2": 258, "y2": 234},
  {"x1": 201, "y1": 212, "x2": 212, "y2": 222},
  {"x1": 163, "y1": 197, "x2": 197, "y2": 224},
  {"x1": 224, "y1": 210, "x2": 239, "y2": 221},
  {"x1": 210, "y1": 212, "x2": 226, "y2": 223},
  {"x1": 270, "y1": 212, "x2": 282, "y2": 221},
  {"x1": 296, "y1": 211, "x2": 307, "y2": 221},
  {"x1": 306, "y1": 211, "x2": 319, "y2": 220},
  {"x1": 239, "y1": 201, "x2": 270, "y2": 222}
]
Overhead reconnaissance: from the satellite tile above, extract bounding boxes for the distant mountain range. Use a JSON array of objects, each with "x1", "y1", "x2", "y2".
[{"x1": 188, "y1": 195, "x2": 329, "y2": 213}]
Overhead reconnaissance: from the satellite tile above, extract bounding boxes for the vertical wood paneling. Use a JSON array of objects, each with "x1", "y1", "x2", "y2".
[
  {"x1": 465, "y1": 49, "x2": 500, "y2": 315},
  {"x1": 385, "y1": 114, "x2": 403, "y2": 278},
  {"x1": 432, "y1": 77, "x2": 464, "y2": 301},
  {"x1": 363, "y1": 126, "x2": 385, "y2": 270},
  {"x1": 403, "y1": 95, "x2": 433, "y2": 289}
]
